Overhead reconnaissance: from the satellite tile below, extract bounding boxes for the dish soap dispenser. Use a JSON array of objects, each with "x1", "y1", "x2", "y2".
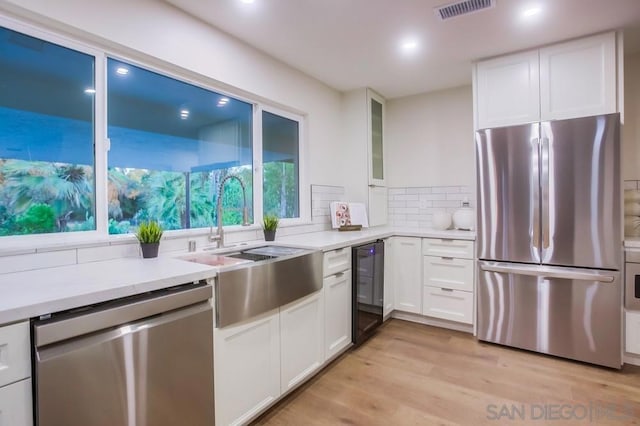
[{"x1": 452, "y1": 198, "x2": 474, "y2": 231}]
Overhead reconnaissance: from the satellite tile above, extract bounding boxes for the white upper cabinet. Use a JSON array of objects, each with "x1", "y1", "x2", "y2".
[
  {"x1": 539, "y1": 32, "x2": 616, "y2": 121},
  {"x1": 367, "y1": 89, "x2": 386, "y2": 187},
  {"x1": 475, "y1": 31, "x2": 620, "y2": 129},
  {"x1": 476, "y1": 49, "x2": 540, "y2": 129}
]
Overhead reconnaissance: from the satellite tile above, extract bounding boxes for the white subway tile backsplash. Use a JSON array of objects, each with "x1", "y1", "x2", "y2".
[
  {"x1": 311, "y1": 184, "x2": 344, "y2": 194},
  {"x1": 388, "y1": 185, "x2": 475, "y2": 229},
  {"x1": 422, "y1": 193, "x2": 447, "y2": 201},
  {"x1": 395, "y1": 194, "x2": 419, "y2": 201},
  {"x1": 388, "y1": 188, "x2": 406, "y2": 195}
]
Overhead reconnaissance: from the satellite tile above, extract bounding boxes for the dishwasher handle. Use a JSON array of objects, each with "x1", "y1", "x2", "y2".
[{"x1": 34, "y1": 283, "x2": 212, "y2": 348}]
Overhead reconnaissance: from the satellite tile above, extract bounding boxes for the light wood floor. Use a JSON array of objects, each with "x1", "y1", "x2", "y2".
[{"x1": 253, "y1": 319, "x2": 640, "y2": 425}]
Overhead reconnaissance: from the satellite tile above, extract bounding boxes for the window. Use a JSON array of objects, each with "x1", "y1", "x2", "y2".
[
  {"x1": 262, "y1": 111, "x2": 300, "y2": 218},
  {"x1": 0, "y1": 26, "x2": 96, "y2": 236},
  {"x1": 106, "y1": 59, "x2": 253, "y2": 233},
  {"x1": 0, "y1": 20, "x2": 307, "y2": 241}
]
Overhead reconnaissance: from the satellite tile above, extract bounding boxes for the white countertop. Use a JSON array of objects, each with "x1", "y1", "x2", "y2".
[
  {"x1": 625, "y1": 238, "x2": 640, "y2": 249},
  {"x1": 0, "y1": 227, "x2": 475, "y2": 325},
  {"x1": 0, "y1": 257, "x2": 218, "y2": 325},
  {"x1": 277, "y1": 227, "x2": 475, "y2": 251}
]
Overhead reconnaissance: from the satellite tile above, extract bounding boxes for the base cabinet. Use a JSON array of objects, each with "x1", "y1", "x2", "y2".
[
  {"x1": 0, "y1": 321, "x2": 32, "y2": 426},
  {"x1": 626, "y1": 311, "x2": 640, "y2": 355},
  {"x1": 383, "y1": 238, "x2": 394, "y2": 318},
  {"x1": 392, "y1": 237, "x2": 422, "y2": 314},
  {"x1": 324, "y1": 271, "x2": 352, "y2": 360},
  {"x1": 0, "y1": 378, "x2": 32, "y2": 426},
  {"x1": 214, "y1": 310, "x2": 281, "y2": 426},
  {"x1": 280, "y1": 291, "x2": 324, "y2": 394}
]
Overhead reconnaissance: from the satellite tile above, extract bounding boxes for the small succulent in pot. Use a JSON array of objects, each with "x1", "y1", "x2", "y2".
[
  {"x1": 262, "y1": 214, "x2": 279, "y2": 241},
  {"x1": 136, "y1": 220, "x2": 163, "y2": 258}
]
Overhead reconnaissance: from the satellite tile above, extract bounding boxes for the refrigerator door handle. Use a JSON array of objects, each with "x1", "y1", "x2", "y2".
[
  {"x1": 531, "y1": 136, "x2": 540, "y2": 251},
  {"x1": 540, "y1": 135, "x2": 550, "y2": 251},
  {"x1": 479, "y1": 261, "x2": 615, "y2": 283}
]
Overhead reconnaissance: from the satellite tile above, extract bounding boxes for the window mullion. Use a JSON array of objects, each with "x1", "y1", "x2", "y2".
[
  {"x1": 94, "y1": 52, "x2": 108, "y2": 236},
  {"x1": 253, "y1": 104, "x2": 264, "y2": 226}
]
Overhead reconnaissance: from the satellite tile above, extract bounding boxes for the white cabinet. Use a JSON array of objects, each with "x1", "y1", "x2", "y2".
[
  {"x1": 383, "y1": 238, "x2": 394, "y2": 318},
  {"x1": 0, "y1": 321, "x2": 32, "y2": 426},
  {"x1": 422, "y1": 239, "x2": 475, "y2": 325},
  {"x1": 626, "y1": 311, "x2": 640, "y2": 355},
  {"x1": 0, "y1": 322, "x2": 31, "y2": 387},
  {"x1": 280, "y1": 290, "x2": 324, "y2": 394},
  {"x1": 540, "y1": 32, "x2": 616, "y2": 121},
  {"x1": 475, "y1": 31, "x2": 619, "y2": 129},
  {"x1": 0, "y1": 378, "x2": 32, "y2": 426},
  {"x1": 368, "y1": 89, "x2": 386, "y2": 187},
  {"x1": 324, "y1": 271, "x2": 352, "y2": 360},
  {"x1": 476, "y1": 49, "x2": 540, "y2": 129},
  {"x1": 323, "y1": 247, "x2": 352, "y2": 361},
  {"x1": 342, "y1": 88, "x2": 387, "y2": 226},
  {"x1": 393, "y1": 237, "x2": 422, "y2": 314},
  {"x1": 214, "y1": 309, "x2": 281, "y2": 426},
  {"x1": 323, "y1": 247, "x2": 351, "y2": 277}
]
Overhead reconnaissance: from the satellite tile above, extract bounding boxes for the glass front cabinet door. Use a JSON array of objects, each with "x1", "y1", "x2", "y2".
[{"x1": 367, "y1": 89, "x2": 386, "y2": 187}]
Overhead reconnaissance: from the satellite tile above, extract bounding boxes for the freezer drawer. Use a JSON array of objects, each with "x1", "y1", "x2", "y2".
[{"x1": 477, "y1": 261, "x2": 622, "y2": 368}]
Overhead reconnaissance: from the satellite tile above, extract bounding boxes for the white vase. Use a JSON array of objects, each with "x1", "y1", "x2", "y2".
[
  {"x1": 453, "y1": 207, "x2": 475, "y2": 230},
  {"x1": 432, "y1": 211, "x2": 452, "y2": 230}
]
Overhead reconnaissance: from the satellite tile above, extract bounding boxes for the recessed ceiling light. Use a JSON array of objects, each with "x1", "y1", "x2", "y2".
[
  {"x1": 522, "y1": 6, "x2": 542, "y2": 17},
  {"x1": 116, "y1": 67, "x2": 129, "y2": 76},
  {"x1": 219, "y1": 98, "x2": 229, "y2": 104},
  {"x1": 400, "y1": 39, "x2": 419, "y2": 54},
  {"x1": 180, "y1": 109, "x2": 189, "y2": 119},
  {"x1": 84, "y1": 88, "x2": 96, "y2": 94}
]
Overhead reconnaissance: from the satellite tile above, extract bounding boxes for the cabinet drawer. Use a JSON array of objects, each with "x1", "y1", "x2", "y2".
[
  {"x1": 423, "y1": 256, "x2": 473, "y2": 292},
  {"x1": 422, "y1": 287, "x2": 473, "y2": 324},
  {"x1": 0, "y1": 322, "x2": 31, "y2": 387},
  {"x1": 323, "y1": 247, "x2": 351, "y2": 277},
  {"x1": 0, "y1": 378, "x2": 33, "y2": 426},
  {"x1": 422, "y1": 238, "x2": 473, "y2": 259}
]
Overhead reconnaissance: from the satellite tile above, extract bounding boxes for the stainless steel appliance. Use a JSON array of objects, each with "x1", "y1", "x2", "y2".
[
  {"x1": 213, "y1": 246, "x2": 323, "y2": 328},
  {"x1": 352, "y1": 240, "x2": 384, "y2": 345},
  {"x1": 476, "y1": 113, "x2": 622, "y2": 368},
  {"x1": 33, "y1": 281, "x2": 215, "y2": 426}
]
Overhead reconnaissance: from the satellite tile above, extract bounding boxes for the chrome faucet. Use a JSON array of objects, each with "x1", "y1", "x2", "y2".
[{"x1": 209, "y1": 174, "x2": 250, "y2": 248}]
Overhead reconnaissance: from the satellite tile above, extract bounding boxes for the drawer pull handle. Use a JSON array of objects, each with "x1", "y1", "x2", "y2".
[
  {"x1": 441, "y1": 288, "x2": 454, "y2": 292},
  {"x1": 334, "y1": 272, "x2": 345, "y2": 278},
  {"x1": 441, "y1": 256, "x2": 454, "y2": 260}
]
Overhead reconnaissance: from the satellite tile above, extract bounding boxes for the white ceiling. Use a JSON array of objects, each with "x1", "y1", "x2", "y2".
[{"x1": 165, "y1": 0, "x2": 640, "y2": 99}]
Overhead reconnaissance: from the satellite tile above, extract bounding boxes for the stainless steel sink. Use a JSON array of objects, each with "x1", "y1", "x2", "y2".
[{"x1": 214, "y1": 246, "x2": 322, "y2": 328}]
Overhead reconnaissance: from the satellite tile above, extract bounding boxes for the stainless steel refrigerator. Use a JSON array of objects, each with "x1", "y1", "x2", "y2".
[{"x1": 475, "y1": 113, "x2": 622, "y2": 368}]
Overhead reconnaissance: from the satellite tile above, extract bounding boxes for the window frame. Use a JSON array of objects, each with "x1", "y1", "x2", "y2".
[
  {"x1": 0, "y1": 14, "x2": 311, "y2": 247},
  {"x1": 258, "y1": 104, "x2": 309, "y2": 226},
  {"x1": 0, "y1": 15, "x2": 108, "y2": 248}
]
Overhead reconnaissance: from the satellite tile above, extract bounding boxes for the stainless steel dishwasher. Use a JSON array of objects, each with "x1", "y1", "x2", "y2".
[{"x1": 32, "y1": 281, "x2": 215, "y2": 426}]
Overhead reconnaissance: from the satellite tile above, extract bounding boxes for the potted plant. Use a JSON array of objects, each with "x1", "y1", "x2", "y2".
[
  {"x1": 136, "y1": 220, "x2": 163, "y2": 258},
  {"x1": 262, "y1": 214, "x2": 279, "y2": 241}
]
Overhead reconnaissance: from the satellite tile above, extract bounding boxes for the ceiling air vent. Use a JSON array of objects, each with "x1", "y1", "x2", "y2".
[{"x1": 434, "y1": 0, "x2": 495, "y2": 20}]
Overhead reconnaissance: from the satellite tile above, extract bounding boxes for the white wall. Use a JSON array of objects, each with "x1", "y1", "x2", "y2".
[
  {"x1": 623, "y1": 51, "x2": 640, "y2": 181},
  {"x1": 385, "y1": 85, "x2": 475, "y2": 188},
  {"x1": 0, "y1": 0, "x2": 345, "y2": 191}
]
